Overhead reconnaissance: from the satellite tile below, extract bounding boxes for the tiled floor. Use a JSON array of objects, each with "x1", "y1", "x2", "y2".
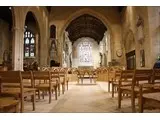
[{"x1": 24, "y1": 80, "x2": 160, "y2": 113}]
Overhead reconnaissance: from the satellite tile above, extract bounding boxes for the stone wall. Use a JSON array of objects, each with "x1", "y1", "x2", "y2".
[
  {"x1": 148, "y1": 7, "x2": 160, "y2": 68},
  {"x1": 121, "y1": 7, "x2": 152, "y2": 68},
  {"x1": 0, "y1": 19, "x2": 11, "y2": 64}
]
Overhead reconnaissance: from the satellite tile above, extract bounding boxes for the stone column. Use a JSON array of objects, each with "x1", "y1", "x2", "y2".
[
  {"x1": 101, "y1": 31, "x2": 111, "y2": 66},
  {"x1": 12, "y1": 27, "x2": 24, "y2": 71},
  {"x1": 105, "y1": 31, "x2": 111, "y2": 65}
]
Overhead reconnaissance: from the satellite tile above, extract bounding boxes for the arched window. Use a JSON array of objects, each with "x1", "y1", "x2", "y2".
[
  {"x1": 24, "y1": 30, "x2": 35, "y2": 57},
  {"x1": 78, "y1": 41, "x2": 93, "y2": 66},
  {"x1": 50, "y1": 25, "x2": 56, "y2": 39}
]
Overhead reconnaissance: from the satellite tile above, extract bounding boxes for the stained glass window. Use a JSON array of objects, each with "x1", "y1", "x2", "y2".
[
  {"x1": 24, "y1": 30, "x2": 35, "y2": 57},
  {"x1": 78, "y1": 41, "x2": 93, "y2": 66}
]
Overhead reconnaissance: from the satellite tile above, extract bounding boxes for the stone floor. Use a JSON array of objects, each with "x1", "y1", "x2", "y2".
[{"x1": 24, "y1": 80, "x2": 160, "y2": 113}]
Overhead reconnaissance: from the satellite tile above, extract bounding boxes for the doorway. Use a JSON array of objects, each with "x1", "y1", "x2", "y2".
[{"x1": 126, "y1": 50, "x2": 136, "y2": 70}]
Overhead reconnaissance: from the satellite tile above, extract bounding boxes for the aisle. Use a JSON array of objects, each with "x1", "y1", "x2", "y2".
[
  {"x1": 24, "y1": 81, "x2": 160, "y2": 113},
  {"x1": 50, "y1": 81, "x2": 120, "y2": 112}
]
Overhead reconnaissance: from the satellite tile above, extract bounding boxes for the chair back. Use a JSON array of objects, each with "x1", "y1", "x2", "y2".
[
  {"x1": 133, "y1": 69, "x2": 153, "y2": 86},
  {"x1": 21, "y1": 71, "x2": 34, "y2": 87},
  {"x1": 32, "y1": 71, "x2": 51, "y2": 84},
  {"x1": 0, "y1": 71, "x2": 22, "y2": 83},
  {"x1": 152, "y1": 69, "x2": 160, "y2": 83}
]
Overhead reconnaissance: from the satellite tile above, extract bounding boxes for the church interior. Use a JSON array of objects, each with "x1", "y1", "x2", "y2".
[{"x1": 1, "y1": 6, "x2": 160, "y2": 113}]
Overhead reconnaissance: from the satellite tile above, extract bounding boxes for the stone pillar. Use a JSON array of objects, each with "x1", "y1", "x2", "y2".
[
  {"x1": 105, "y1": 31, "x2": 111, "y2": 65},
  {"x1": 68, "y1": 40, "x2": 72, "y2": 67},
  {"x1": 35, "y1": 33, "x2": 39, "y2": 63},
  {"x1": 62, "y1": 31, "x2": 71, "y2": 67},
  {"x1": 12, "y1": 27, "x2": 24, "y2": 71},
  {"x1": 102, "y1": 31, "x2": 111, "y2": 66}
]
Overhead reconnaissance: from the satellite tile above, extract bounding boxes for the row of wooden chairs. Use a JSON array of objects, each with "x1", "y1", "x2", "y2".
[
  {"x1": 75, "y1": 68, "x2": 97, "y2": 84},
  {"x1": 112, "y1": 69, "x2": 160, "y2": 112},
  {"x1": 0, "y1": 70, "x2": 66, "y2": 112},
  {"x1": 40, "y1": 67, "x2": 69, "y2": 92}
]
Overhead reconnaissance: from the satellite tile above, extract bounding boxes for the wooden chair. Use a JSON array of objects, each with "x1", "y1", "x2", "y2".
[
  {"x1": 138, "y1": 69, "x2": 160, "y2": 112},
  {"x1": 0, "y1": 71, "x2": 36, "y2": 113},
  {"x1": 21, "y1": 71, "x2": 34, "y2": 88},
  {"x1": 50, "y1": 69, "x2": 61, "y2": 96},
  {"x1": 0, "y1": 76, "x2": 19, "y2": 113},
  {"x1": 77, "y1": 69, "x2": 84, "y2": 84},
  {"x1": 118, "y1": 69, "x2": 153, "y2": 112},
  {"x1": 32, "y1": 71, "x2": 58, "y2": 103},
  {"x1": 82, "y1": 69, "x2": 91, "y2": 83},
  {"x1": 95, "y1": 68, "x2": 100, "y2": 81},
  {"x1": 58, "y1": 68, "x2": 66, "y2": 94},
  {"x1": 102, "y1": 68, "x2": 108, "y2": 81},
  {"x1": 2, "y1": 71, "x2": 34, "y2": 88},
  {"x1": 97, "y1": 67, "x2": 103, "y2": 81},
  {"x1": 40, "y1": 67, "x2": 50, "y2": 71},
  {"x1": 111, "y1": 70, "x2": 122, "y2": 97},
  {"x1": 65, "y1": 68, "x2": 70, "y2": 90},
  {"x1": 91, "y1": 69, "x2": 98, "y2": 84},
  {"x1": 108, "y1": 68, "x2": 115, "y2": 92},
  {"x1": 0, "y1": 97, "x2": 19, "y2": 113},
  {"x1": 70, "y1": 68, "x2": 78, "y2": 82}
]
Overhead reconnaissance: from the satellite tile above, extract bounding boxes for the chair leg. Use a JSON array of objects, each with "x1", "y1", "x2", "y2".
[
  {"x1": 95, "y1": 78, "x2": 96, "y2": 84},
  {"x1": 32, "y1": 91, "x2": 35, "y2": 111},
  {"x1": 108, "y1": 81, "x2": 110, "y2": 92},
  {"x1": 77, "y1": 79, "x2": 79, "y2": 84},
  {"x1": 38, "y1": 90, "x2": 40, "y2": 99},
  {"x1": 49, "y1": 90, "x2": 51, "y2": 104},
  {"x1": 15, "y1": 103, "x2": 19, "y2": 113},
  {"x1": 139, "y1": 86, "x2": 143, "y2": 113},
  {"x1": 63, "y1": 81, "x2": 66, "y2": 92},
  {"x1": 115, "y1": 87, "x2": 117, "y2": 92},
  {"x1": 118, "y1": 87, "x2": 122, "y2": 109},
  {"x1": 66, "y1": 81, "x2": 68, "y2": 90},
  {"x1": 54, "y1": 86, "x2": 58, "y2": 100},
  {"x1": 138, "y1": 95, "x2": 144, "y2": 113},
  {"x1": 112, "y1": 84, "x2": 114, "y2": 98},
  {"x1": 131, "y1": 91, "x2": 136, "y2": 112},
  {"x1": 62, "y1": 84, "x2": 65, "y2": 94},
  {"x1": 42, "y1": 91, "x2": 45, "y2": 99},
  {"x1": 58, "y1": 83, "x2": 60, "y2": 96},
  {"x1": 20, "y1": 97, "x2": 24, "y2": 113}
]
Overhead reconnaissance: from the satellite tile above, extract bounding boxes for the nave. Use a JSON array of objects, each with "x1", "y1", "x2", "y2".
[{"x1": 1, "y1": 6, "x2": 160, "y2": 113}]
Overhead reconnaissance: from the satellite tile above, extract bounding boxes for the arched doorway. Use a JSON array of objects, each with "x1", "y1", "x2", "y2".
[
  {"x1": 0, "y1": 6, "x2": 14, "y2": 70},
  {"x1": 63, "y1": 14, "x2": 108, "y2": 68},
  {"x1": 23, "y1": 11, "x2": 40, "y2": 71},
  {"x1": 59, "y1": 8, "x2": 113, "y2": 67}
]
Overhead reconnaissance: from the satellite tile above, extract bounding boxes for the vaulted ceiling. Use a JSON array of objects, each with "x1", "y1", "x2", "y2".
[{"x1": 66, "y1": 14, "x2": 107, "y2": 44}]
